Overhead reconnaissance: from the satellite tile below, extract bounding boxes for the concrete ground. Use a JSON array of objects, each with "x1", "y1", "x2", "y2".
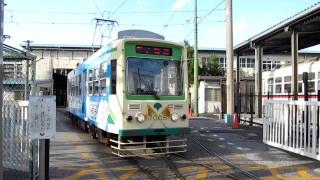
[{"x1": 50, "y1": 109, "x2": 320, "y2": 179}]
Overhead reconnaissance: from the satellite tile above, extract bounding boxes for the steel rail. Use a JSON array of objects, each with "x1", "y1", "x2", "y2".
[{"x1": 190, "y1": 136, "x2": 259, "y2": 180}]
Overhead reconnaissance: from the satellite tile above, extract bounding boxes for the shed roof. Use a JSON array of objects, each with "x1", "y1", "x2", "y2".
[
  {"x1": 3, "y1": 44, "x2": 36, "y2": 60},
  {"x1": 234, "y1": 3, "x2": 320, "y2": 55}
]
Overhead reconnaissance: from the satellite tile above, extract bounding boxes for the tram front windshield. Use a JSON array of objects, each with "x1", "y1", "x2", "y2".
[{"x1": 126, "y1": 57, "x2": 183, "y2": 96}]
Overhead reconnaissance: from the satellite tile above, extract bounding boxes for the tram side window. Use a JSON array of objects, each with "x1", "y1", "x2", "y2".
[
  {"x1": 89, "y1": 70, "x2": 93, "y2": 81},
  {"x1": 275, "y1": 84, "x2": 282, "y2": 93},
  {"x1": 110, "y1": 60, "x2": 117, "y2": 94},
  {"x1": 298, "y1": 83, "x2": 303, "y2": 93},
  {"x1": 88, "y1": 82, "x2": 93, "y2": 95},
  {"x1": 308, "y1": 72, "x2": 315, "y2": 92},
  {"x1": 87, "y1": 69, "x2": 93, "y2": 95},
  {"x1": 267, "y1": 78, "x2": 274, "y2": 93},
  {"x1": 284, "y1": 83, "x2": 291, "y2": 93},
  {"x1": 93, "y1": 68, "x2": 100, "y2": 95},
  {"x1": 100, "y1": 62, "x2": 107, "y2": 95},
  {"x1": 274, "y1": 77, "x2": 282, "y2": 93}
]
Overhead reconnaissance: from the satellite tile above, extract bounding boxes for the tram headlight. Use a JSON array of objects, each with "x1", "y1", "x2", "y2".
[
  {"x1": 181, "y1": 114, "x2": 187, "y2": 120},
  {"x1": 125, "y1": 114, "x2": 133, "y2": 122},
  {"x1": 171, "y1": 113, "x2": 179, "y2": 122},
  {"x1": 135, "y1": 112, "x2": 145, "y2": 123}
]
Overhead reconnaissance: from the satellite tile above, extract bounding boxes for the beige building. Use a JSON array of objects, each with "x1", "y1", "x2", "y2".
[{"x1": 22, "y1": 44, "x2": 100, "y2": 106}]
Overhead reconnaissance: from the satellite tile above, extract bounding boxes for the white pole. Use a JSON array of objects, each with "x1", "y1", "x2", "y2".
[{"x1": 226, "y1": 0, "x2": 234, "y2": 118}]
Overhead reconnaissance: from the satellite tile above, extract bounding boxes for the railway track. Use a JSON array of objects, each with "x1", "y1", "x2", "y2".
[
  {"x1": 189, "y1": 136, "x2": 259, "y2": 180},
  {"x1": 161, "y1": 154, "x2": 187, "y2": 180},
  {"x1": 125, "y1": 156, "x2": 160, "y2": 180}
]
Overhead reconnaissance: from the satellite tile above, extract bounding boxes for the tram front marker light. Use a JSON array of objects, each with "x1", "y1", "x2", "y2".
[{"x1": 135, "y1": 112, "x2": 145, "y2": 123}]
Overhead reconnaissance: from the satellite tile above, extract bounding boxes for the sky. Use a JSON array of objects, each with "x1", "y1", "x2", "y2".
[{"x1": 3, "y1": 0, "x2": 320, "y2": 50}]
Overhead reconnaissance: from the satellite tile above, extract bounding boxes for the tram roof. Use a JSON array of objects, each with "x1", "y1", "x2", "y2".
[{"x1": 234, "y1": 2, "x2": 320, "y2": 55}]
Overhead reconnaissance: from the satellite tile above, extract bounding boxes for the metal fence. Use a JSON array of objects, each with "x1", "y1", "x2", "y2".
[
  {"x1": 2, "y1": 58, "x2": 38, "y2": 179},
  {"x1": 264, "y1": 100, "x2": 320, "y2": 160}
]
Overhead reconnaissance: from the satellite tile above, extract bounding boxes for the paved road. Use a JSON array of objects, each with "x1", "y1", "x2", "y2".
[{"x1": 50, "y1": 109, "x2": 320, "y2": 179}]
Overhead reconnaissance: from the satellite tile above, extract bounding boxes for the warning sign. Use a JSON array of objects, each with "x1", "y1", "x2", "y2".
[{"x1": 28, "y1": 96, "x2": 56, "y2": 139}]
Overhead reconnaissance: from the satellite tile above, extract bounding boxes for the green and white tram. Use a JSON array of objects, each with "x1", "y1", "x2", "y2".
[{"x1": 67, "y1": 30, "x2": 190, "y2": 156}]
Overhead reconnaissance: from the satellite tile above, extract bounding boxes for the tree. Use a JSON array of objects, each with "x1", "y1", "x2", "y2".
[
  {"x1": 200, "y1": 53, "x2": 223, "y2": 76},
  {"x1": 184, "y1": 40, "x2": 224, "y2": 84}
]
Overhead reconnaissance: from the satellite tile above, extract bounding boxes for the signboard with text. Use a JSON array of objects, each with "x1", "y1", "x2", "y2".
[{"x1": 28, "y1": 96, "x2": 56, "y2": 139}]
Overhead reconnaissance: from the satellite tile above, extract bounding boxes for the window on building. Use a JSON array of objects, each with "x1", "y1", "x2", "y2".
[
  {"x1": 205, "y1": 88, "x2": 221, "y2": 101},
  {"x1": 247, "y1": 58, "x2": 255, "y2": 68},
  {"x1": 240, "y1": 58, "x2": 246, "y2": 68},
  {"x1": 219, "y1": 57, "x2": 226, "y2": 68}
]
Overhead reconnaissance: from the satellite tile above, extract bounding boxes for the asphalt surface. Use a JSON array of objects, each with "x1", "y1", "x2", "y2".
[{"x1": 50, "y1": 109, "x2": 320, "y2": 179}]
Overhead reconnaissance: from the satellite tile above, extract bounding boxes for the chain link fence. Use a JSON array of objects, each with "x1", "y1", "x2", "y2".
[{"x1": 2, "y1": 47, "x2": 38, "y2": 179}]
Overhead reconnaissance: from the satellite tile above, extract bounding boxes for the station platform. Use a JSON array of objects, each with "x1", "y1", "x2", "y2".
[{"x1": 189, "y1": 116, "x2": 320, "y2": 179}]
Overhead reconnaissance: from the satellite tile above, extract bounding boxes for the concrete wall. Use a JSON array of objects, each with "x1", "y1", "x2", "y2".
[{"x1": 32, "y1": 50, "x2": 93, "y2": 81}]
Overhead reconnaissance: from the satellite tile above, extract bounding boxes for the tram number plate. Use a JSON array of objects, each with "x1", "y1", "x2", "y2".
[{"x1": 28, "y1": 96, "x2": 56, "y2": 139}]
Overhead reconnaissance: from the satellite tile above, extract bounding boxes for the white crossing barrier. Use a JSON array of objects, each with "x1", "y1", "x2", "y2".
[{"x1": 264, "y1": 100, "x2": 320, "y2": 160}]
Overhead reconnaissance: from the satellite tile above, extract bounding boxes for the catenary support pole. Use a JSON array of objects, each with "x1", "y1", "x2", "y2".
[
  {"x1": 255, "y1": 46, "x2": 263, "y2": 118},
  {"x1": 0, "y1": 0, "x2": 4, "y2": 179},
  {"x1": 226, "y1": 0, "x2": 234, "y2": 119},
  {"x1": 291, "y1": 30, "x2": 298, "y2": 100},
  {"x1": 193, "y1": 0, "x2": 199, "y2": 116}
]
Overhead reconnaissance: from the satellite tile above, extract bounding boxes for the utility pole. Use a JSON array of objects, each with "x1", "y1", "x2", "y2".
[
  {"x1": 226, "y1": 0, "x2": 234, "y2": 120},
  {"x1": 0, "y1": 0, "x2": 4, "y2": 179},
  {"x1": 23, "y1": 40, "x2": 33, "y2": 100},
  {"x1": 193, "y1": 0, "x2": 199, "y2": 116}
]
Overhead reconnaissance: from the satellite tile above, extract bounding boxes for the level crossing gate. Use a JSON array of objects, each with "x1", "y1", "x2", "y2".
[{"x1": 263, "y1": 100, "x2": 320, "y2": 160}]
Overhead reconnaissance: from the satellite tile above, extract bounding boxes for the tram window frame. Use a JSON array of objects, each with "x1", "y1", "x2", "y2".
[
  {"x1": 306, "y1": 72, "x2": 315, "y2": 92},
  {"x1": 275, "y1": 84, "x2": 282, "y2": 93},
  {"x1": 87, "y1": 69, "x2": 94, "y2": 96},
  {"x1": 89, "y1": 69, "x2": 93, "y2": 81},
  {"x1": 298, "y1": 82, "x2": 303, "y2": 93},
  {"x1": 93, "y1": 67, "x2": 100, "y2": 96},
  {"x1": 267, "y1": 78, "x2": 274, "y2": 93},
  {"x1": 308, "y1": 81, "x2": 315, "y2": 92},
  {"x1": 110, "y1": 59, "x2": 117, "y2": 94},
  {"x1": 284, "y1": 76, "x2": 291, "y2": 83},
  {"x1": 88, "y1": 82, "x2": 93, "y2": 95},
  {"x1": 284, "y1": 83, "x2": 291, "y2": 93},
  {"x1": 100, "y1": 61, "x2": 107, "y2": 96},
  {"x1": 93, "y1": 80, "x2": 99, "y2": 95}
]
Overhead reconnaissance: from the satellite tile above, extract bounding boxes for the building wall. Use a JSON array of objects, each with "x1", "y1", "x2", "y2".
[
  {"x1": 198, "y1": 50, "x2": 320, "y2": 77},
  {"x1": 32, "y1": 49, "x2": 93, "y2": 81}
]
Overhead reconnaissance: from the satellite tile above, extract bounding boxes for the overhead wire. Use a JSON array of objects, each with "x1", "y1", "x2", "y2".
[
  {"x1": 4, "y1": 9, "x2": 225, "y2": 15},
  {"x1": 184, "y1": 0, "x2": 225, "y2": 41}
]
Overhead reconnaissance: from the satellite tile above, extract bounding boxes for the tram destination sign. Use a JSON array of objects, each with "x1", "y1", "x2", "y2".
[{"x1": 28, "y1": 96, "x2": 56, "y2": 139}]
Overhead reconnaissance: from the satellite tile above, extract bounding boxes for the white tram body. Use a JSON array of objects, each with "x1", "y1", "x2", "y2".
[{"x1": 262, "y1": 60, "x2": 320, "y2": 100}]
